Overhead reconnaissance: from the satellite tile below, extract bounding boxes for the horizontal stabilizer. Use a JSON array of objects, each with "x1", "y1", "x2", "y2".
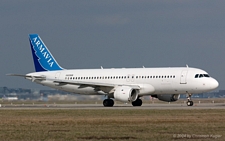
[
  {"x1": 7, "y1": 74, "x2": 46, "y2": 82},
  {"x1": 6, "y1": 74, "x2": 27, "y2": 77}
]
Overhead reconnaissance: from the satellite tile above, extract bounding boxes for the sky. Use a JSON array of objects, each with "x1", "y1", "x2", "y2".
[{"x1": 0, "y1": 0, "x2": 225, "y2": 91}]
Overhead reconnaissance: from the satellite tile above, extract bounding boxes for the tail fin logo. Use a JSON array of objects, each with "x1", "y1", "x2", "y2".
[
  {"x1": 29, "y1": 34, "x2": 63, "y2": 72},
  {"x1": 32, "y1": 37, "x2": 54, "y2": 67}
]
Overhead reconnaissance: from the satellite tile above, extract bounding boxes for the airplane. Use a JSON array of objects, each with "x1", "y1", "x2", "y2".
[{"x1": 8, "y1": 34, "x2": 219, "y2": 107}]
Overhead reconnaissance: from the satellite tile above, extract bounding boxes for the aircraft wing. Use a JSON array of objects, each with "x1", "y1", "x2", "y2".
[
  {"x1": 53, "y1": 79, "x2": 141, "y2": 94},
  {"x1": 7, "y1": 73, "x2": 141, "y2": 94}
]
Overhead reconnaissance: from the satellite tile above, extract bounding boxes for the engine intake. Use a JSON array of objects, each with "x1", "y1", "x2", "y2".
[{"x1": 114, "y1": 86, "x2": 138, "y2": 102}]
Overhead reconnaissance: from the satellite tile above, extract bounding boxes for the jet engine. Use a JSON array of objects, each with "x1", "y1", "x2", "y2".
[
  {"x1": 151, "y1": 94, "x2": 180, "y2": 102},
  {"x1": 114, "y1": 86, "x2": 138, "y2": 102}
]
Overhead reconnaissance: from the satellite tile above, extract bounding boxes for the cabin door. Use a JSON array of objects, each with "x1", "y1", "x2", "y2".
[{"x1": 180, "y1": 70, "x2": 188, "y2": 84}]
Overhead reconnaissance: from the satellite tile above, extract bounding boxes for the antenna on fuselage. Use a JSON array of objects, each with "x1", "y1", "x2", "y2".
[
  {"x1": 101, "y1": 66, "x2": 103, "y2": 69},
  {"x1": 186, "y1": 64, "x2": 189, "y2": 68}
]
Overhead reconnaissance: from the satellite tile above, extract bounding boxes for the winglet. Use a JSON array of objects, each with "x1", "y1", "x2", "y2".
[{"x1": 29, "y1": 34, "x2": 64, "y2": 72}]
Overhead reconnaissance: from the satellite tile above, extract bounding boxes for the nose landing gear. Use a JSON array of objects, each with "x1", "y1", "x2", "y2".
[{"x1": 186, "y1": 93, "x2": 194, "y2": 106}]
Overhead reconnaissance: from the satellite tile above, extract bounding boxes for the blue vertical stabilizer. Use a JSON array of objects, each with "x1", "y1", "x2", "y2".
[{"x1": 29, "y1": 34, "x2": 63, "y2": 72}]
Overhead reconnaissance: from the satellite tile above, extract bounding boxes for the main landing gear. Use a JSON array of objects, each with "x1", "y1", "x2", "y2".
[
  {"x1": 103, "y1": 98, "x2": 143, "y2": 107},
  {"x1": 103, "y1": 99, "x2": 114, "y2": 107},
  {"x1": 132, "y1": 98, "x2": 142, "y2": 106},
  {"x1": 186, "y1": 93, "x2": 194, "y2": 106}
]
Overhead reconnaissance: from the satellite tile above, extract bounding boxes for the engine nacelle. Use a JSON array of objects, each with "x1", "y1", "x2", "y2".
[
  {"x1": 152, "y1": 94, "x2": 180, "y2": 102},
  {"x1": 114, "y1": 86, "x2": 138, "y2": 102}
]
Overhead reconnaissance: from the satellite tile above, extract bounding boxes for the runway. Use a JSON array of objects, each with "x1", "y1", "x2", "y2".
[{"x1": 1, "y1": 103, "x2": 225, "y2": 109}]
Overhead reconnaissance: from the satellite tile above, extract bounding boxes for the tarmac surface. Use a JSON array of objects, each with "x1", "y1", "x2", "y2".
[{"x1": 0, "y1": 103, "x2": 225, "y2": 109}]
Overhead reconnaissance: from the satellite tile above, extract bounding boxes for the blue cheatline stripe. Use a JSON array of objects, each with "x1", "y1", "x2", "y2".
[{"x1": 29, "y1": 34, "x2": 63, "y2": 72}]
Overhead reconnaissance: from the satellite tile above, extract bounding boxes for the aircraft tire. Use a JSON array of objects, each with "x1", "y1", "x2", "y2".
[
  {"x1": 187, "y1": 101, "x2": 194, "y2": 106},
  {"x1": 103, "y1": 99, "x2": 114, "y2": 107},
  {"x1": 132, "y1": 98, "x2": 142, "y2": 106}
]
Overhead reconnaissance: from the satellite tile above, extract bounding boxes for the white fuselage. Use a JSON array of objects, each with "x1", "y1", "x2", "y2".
[{"x1": 26, "y1": 67, "x2": 219, "y2": 96}]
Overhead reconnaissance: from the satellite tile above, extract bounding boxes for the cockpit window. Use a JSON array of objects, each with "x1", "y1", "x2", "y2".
[
  {"x1": 195, "y1": 74, "x2": 199, "y2": 78},
  {"x1": 204, "y1": 74, "x2": 210, "y2": 77},
  {"x1": 194, "y1": 74, "x2": 210, "y2": 78}
]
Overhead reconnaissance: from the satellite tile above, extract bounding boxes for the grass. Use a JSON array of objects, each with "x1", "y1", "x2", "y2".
[{"x1": 0, "y1": 109, "x2": 224, "y2": 141}]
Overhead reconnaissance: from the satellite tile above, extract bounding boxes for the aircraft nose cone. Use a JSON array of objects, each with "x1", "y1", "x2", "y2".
[{"x1": 210, "y1": 79, "x2": 219, "y2": 90}]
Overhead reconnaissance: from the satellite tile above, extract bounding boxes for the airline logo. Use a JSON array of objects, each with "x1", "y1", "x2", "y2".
[{"x1": 29, "y1": 34, "x2": 62, "y2": 71}]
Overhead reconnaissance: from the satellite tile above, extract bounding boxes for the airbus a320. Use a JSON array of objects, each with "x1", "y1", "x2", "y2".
[{"x1": 8, "y1": 34, "x2": 219, "y2": 107}]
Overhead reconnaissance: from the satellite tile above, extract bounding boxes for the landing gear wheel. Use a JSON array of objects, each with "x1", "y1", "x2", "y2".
[
  {"x1": 132, "y1": 98, "x2": 142, "y2": 106},
  {"x1": 103, "y1": 99, "x2": 114, "y2": 107},
  {"x1": 186, "y1": 93, "x2": 194, "y2": 106},
  {"x1": 187, "y1": 101, "x2": 194, "y2": 106}
]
